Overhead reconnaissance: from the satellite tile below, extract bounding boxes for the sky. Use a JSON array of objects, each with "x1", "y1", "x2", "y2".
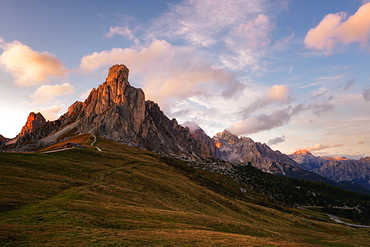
[{"x1": 0, "y1": 0, "x2": 369, "y2": 159}]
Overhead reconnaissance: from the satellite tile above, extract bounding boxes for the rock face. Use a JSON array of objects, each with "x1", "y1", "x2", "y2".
[
  {"x1": 212, "y1": 130, "x2": 303, "y2": 176},
  {"x1": 182, "y1": 122, "x2": 220, "y2": 158},
  {"x1": 18, "y1": 112, "x2": 46, "y2": 138},
  {"x1": 290, "y1": 151, "x2": 370, "y2": 189},
  {"x1": 59, "y1": 65, "x2": 146, "y2": 144},
  {"x1": 12, "y1": 64, "x2": 212, "y2": 160}
]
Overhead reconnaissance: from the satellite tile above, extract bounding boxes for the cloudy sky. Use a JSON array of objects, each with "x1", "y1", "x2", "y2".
[{"x1": 1, "y1": 0, "x2": 369, "y2": 158}]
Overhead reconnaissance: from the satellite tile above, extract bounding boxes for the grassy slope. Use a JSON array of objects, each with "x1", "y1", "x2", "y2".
[{"x1": 1, "y1": 136, "x2": 369, "y2": 246}]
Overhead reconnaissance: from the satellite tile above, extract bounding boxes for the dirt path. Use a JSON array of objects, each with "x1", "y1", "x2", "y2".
[{"x1": 91, "y1": 134, "x2": 101, "y2": 151}]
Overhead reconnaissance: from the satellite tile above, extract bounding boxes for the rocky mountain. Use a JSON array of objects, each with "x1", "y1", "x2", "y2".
[
  {"x1": 10, "y1": 65, "x2": 211, "y2": 160},
  {"x1": 289, "y1": 150, "x2": 327, "y2": 170},
  {"x1": 211, "y1": 130, "x2": 306, "y2": 177},
  {"x1": 8, "y1": 64, "x2": 367, "y2": 191},
  {"x1": 184, "y1": 127, "x2": 324, "y2": 180},
  {"x1": 290, "y1": 150, "x2": 370, "y2": 189}
]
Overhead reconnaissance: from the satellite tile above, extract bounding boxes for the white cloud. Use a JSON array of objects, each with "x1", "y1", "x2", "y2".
[
  {"x1": 181, "y1": 121, "x2": 201, "y2": 134},
  {"x1": 149, "y1": 0, "x2": 279, "y2": 71},
  {"x1": 152, "y1": 0, "x2": 267, "y2": 46},
  {"x1": 106, "y1": 26, "x2": 134, "y2": 38},
  {"x1": 33, "y1": 105, "x2": 64, "y2": 121},
  {"x1": 30, "y1": 83, "x2": 75, "y2": 104},
  {"x1": 304, "y1": 2, "x2": 370, "y2": 52},
  {"x1": 0, "y1": 39, "x2": 67, "y2": 86},
  {"x1": 80, "y1": 39, "x2": 244, "y2": 107},
  {"x1": 105, "y1": 26, "x2": 139, "y2": 44}
]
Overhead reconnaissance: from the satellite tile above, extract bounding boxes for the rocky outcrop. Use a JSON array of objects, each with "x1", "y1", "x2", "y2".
[
  {"x1": 18, "y1": 112, "x2": 46, "y2": 138},
  {"x1": 139, "y1": 102, "x2": 211, "y2": 159},
  {"x1": 212, "y1": 130, "x2": 303, "y2": 176},
  {"x1": 5, "y1": 112, "x2": 47, "y2": 147}
]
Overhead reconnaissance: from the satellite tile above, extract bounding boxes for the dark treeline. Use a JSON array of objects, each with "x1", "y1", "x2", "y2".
[{"x1": 237, "y1": 165, "x2": 370, "y2": 224}]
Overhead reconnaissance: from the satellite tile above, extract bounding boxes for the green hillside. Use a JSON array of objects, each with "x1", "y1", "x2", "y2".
[{"x1": 1, "y1": 136, "x2": 370, "y2": 246}]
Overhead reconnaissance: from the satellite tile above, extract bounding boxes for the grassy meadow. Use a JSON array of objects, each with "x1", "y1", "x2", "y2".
[{"x1": 1, "y1": 135, "x2": 369, "y2": 246}]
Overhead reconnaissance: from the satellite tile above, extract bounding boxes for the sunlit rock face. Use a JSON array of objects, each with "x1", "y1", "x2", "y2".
[
  {"x1": 18, "y1": 112, "x2": 46, "y2": 138},
  {"x1": 60, "y1": 64, "x2": 146, "y2": 144}
]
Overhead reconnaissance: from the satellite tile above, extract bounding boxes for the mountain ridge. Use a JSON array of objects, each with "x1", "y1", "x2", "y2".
[
  {"x1": 290, "y1": 151, "x2": 370, "y2": 189},
  {"x1": 5, "y1": 64, "x2": 369, "y2": 192}
]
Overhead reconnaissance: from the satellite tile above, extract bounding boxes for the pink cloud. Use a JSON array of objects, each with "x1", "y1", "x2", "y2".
[
  {"x1": 0, "y1": 39, "x2": 67, "y2": 86},
  {"x1": 267, "y1": 85, "x2": 291, "y2": 103},
  {"x1": 304, "y1": 143, "x2": 343, "y2": 152},
  {"x1": 304, "y1": 3, "x2": 370, "y2": 52},
  {"x1": 240, "y1": 85, "x2": 291, "y2": 118},
  {"x1": 79, "y1": 40, "x2": 244, "y2": 107}
]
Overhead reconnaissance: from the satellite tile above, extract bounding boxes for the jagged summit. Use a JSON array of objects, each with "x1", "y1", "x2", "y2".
[
  {"x1": 18, "y1": 112, "x2": 46, "y2": 138},
  {"x1": 105, "y1": 64, "x2": 130, "y2": 86},
  {"x1": 212, "y1": 130, "x2": 302, "y2": 175}
]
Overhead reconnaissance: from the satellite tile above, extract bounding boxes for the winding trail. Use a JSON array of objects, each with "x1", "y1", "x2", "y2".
[
  {"x1": 91, "y1": 134, "x2": 101, "y2": 151},
  {"x1": 328, "y1": 214, "x2": 370, "y2": 228}
]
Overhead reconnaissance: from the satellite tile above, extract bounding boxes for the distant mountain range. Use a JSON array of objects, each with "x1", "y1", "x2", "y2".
[
  {"x1": 2, "y1": 64, "x2": 369, "y2": 193},
  {"x1": 290, "y1": 150, "x2": 370, "y2": 189}
]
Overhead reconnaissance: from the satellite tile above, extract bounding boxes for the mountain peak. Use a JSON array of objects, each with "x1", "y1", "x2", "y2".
[
  {"x1": 18, "y1": 112, "x2": 46, "y2": 137},
  {"x1": 106, "y1": 64, "x2": 130, "y2": 86},
  {"x1": 292, "y1": 149, "x2": 312, "y2": 155}
]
